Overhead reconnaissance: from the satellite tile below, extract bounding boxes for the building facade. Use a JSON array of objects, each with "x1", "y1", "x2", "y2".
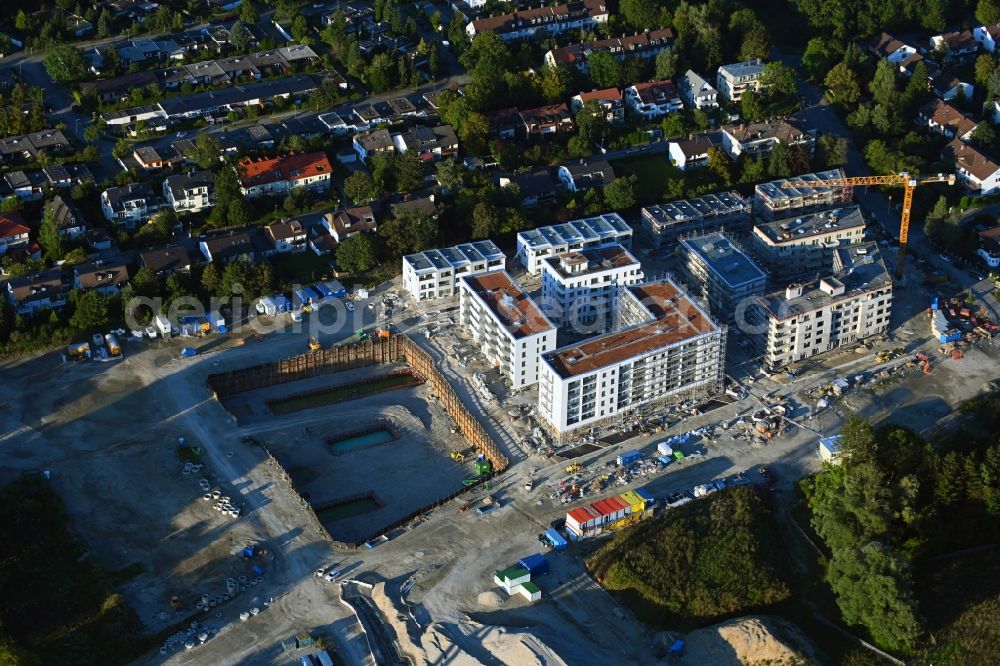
[
  {"x1": 402, "y1": 240, "x2": 506, "y2": 302},
  {"x1": 516, "y1": 213, "x2": 632, "y2": 274},
  {"x1": 754, "y1": 169, "x2": 851, "y2": 221},
  {"x1": 641, "y1": 191, "x2": 751, "y2": 249},
  {"x1": 748, "y1": 205, "x2": 867, "y2": 280},
  {"x1": 680, "y1": 233, "x2": 767, "y2": 323},
  {"x1": 459, "y1": 271, "x2": 556, "y2": 389},
  {"x1": 716, "y1": 59, "x2": 765, "y2": 102},
  {"x1": 540, "y1": 244, "x2": 643, "y2": 330},
  {"x1": 537, "y1": 279, "x2": 725, "y2": 436}
]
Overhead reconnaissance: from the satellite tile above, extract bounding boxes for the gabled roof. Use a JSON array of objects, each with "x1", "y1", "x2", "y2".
[
  {"x1": 74, "y1": 260, "x2": 131, "y2": 288},
  {"x1": 723, "y1": 118, "x2": 811, "y2": 144},
  {"x1": 575, "y1": 87, "x2": 622, "y2": 104},
  {"x1": 919, "y1": 98, "x2": 977, "y2": 138},
  {"x1": 238, "y1": 152, "x2": 332, "y2": 188},
  {"x1": 548, "y1": 29, "x2": 674, "y2": 65},
  {"x1": 0, "y1": 212, "x2": 29, "y2": 239},
  {"x1": 141, "y1": 243, "x2": 194, "y2": 273},
  {"x1": 265, "y1": 219, "x2": 306, "y2": 242},
  {"x1": 629, "y1": 79, "x2": 679, "y2": 104},
  {"x1": 943, "y1": 138, "x2": 1000, "y2": 181}
]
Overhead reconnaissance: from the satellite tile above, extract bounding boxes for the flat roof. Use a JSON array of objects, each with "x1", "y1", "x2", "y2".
[
  {"x1": 461, "y1": 271, "x2": 553, "y2": 339},
  {"x1": 756, "y1": 205, "x2": 865, "y2": 244},
  {"x1": 404, "y1": 240, "x2": 503, "y2": 273},
  {"x1": 642, "y1": 192, "x2": 749, "y2": 230},
  {"x1": 682, "y1": 234, "x2": 766, "y2": 287},
  {"x1": 517, "y1": 213, "x2": 631, "y2": 252},
  {"x1": 755, "y1": 169, "x2": 848, "y2": 204},
  {"x1": 757, "y1": 242, "x2": 891, "y2": 319},
  {"x1": 544, "y1": 280, "x2": 718, "y2": 378},
  {"x1": 541, "y1": 244, "x2": 639, "y2": 280}
]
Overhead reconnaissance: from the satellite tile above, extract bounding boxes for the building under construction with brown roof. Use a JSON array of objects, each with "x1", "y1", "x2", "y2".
[{"x1": 537, "y1": 277, "x2": 726, "y2": 437}]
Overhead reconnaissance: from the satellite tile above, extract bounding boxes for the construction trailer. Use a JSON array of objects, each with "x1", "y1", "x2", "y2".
[
  {"x1": 208, "y1": 310, "x2": 227, "y2": 333},
  {"x1": 154, "y1": 314, "x2": 172, "y2": 338},
  {"x1": 543, "y1": 528, "x2": 568, "y2": 551}
]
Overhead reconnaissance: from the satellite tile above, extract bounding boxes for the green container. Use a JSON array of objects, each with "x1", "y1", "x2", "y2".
[
  {"x1": 673, "y1": 451, "x2": 685, "y2": 460},
  {"x1": 475, "y1": 461, "x2": 492, "y2": 475}
]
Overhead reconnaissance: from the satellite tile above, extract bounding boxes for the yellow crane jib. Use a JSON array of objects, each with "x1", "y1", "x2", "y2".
[{"x1": 778, "y1": 172, "x2": 956, "y2": 279}]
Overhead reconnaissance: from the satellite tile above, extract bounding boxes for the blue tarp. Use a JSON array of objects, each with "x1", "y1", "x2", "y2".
[
  {"x1": 180, "y1": 347, "x2": 198, "y2": 358},
  {"x1": 635, "y1": 487, "x2": 654, "y2": 503},
  {"x1": 518, "y1": 553, "x2": 549, "y2": 575},
  {"x1": 313, "y1": 283, "x2": 335, "y2": 300},
  {"x1": 543, "y1": 528, "x2": 567, "y2": 551},
  {"x1": 617, "y1": 450, "x2": 642, "y2": 466}
]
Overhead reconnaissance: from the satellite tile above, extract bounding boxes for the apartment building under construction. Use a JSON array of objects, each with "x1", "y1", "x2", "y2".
[{"x1": 537, "y1": 278, "x2": 726, "y2": 438}]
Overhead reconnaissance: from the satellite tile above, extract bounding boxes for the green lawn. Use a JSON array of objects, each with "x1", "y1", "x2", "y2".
[
  {"x1": 269, "y1": 373, "x2": 419, "y2": 414},
  {"x1": 270, "y1": 252, "x2": 334, "y2": 285},
  {"x1": 611, "y1": 155, "x2": 721, "y2": 204}
]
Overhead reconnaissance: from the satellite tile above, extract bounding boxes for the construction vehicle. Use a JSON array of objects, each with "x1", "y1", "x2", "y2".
[
  {"x1": 450, "y1": 451, "x2": 466, "y2": 462},
  {"x1": 374, "y1": 328, "x2": 390, "y2": 339},
  {"x1": 566, "y1": 463, "x2": 583, "y2": 473},
  {"x1": 780, "y1": 172, "x2": 955, "y2": 278},
  {"x1": 308, "y1": 336, "x2": 321, "y2": 351}
]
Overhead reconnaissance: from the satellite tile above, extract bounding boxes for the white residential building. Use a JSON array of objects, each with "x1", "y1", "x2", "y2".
[
  {"x1": 516, "y1": 213, "x2": 633, "y2": 274},
  {"x1": 974, "y1": 24, "x2": 1000, "y2": 53},
  {"x1": 716, "y1": 59, "x2": 765, "y2": 103},
  {"x1": 680, "y1": 233, "x2": 767, "y2": 323},
  {"x1": 402, "y1": 240, "x2": 506, "y2": 302},
  {"x1": 238, "y1": 152, "x2": 333, "y2": 199},
  {"x1": 748, "y1": 205, "x2": 867, "y2": 279},
  {"x1": 540, "y1": 244, "x2": 643, "y2": 330},
  {"x1": 623, "y1": 80, "x2": 683, "y2": 120},
  {"x1": 720, "y1": 118, "x2": 815, "y2": 160},
  {"x1": 942, "y1": 138, "x2": 1000, "y2": 194},
  {"x1": 751, "y1": 243, "x2": 892, "y2": 371},
  {"x1": 668, "y1": 137, "x2": 712, "y2": 171},
  {"x1": 163, "y1": 170, "x2": 215, "y2": 212},
  {"x1": 537, "y1": 279, "x2": 726, "y2": 436},
  {"x1": 466, "y1": 0, "x2": 608, "y2": 41},
  {"x1": 100, "y1": 182, "x2": 166, "y2": 229},
  {"x1": 459, "y1": 271, "x2": 556, "y2": 389},
  {"x1": 677, "y1": 70, "x2": 718, "y2": 109}
]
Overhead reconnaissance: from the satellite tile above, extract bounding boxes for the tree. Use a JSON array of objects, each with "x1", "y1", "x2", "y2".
[
  {"x1": 291, "y1": 15, "x2": 311, "y2": 45},
  {"x1": 44, "y1": 45, "x2": 88, "y2": 83},
  {"x1": 396, "y1": 150, "x2": 424, "y2": 192},
  {"x1": 229, "y1": 20, "x2": 250, "y2": 53},
  {"x1": 62, "y1": 248, "x2": 87, "y2": 267},
  {"x1": 978, "y1": 0, "x2": 1000, "y2": 25},
  {"x1": 471, "y1": 201, "x2": 500, "y2": 239},
  {"x1": 975, "y1": 54, "x2": 997, "y2": 92},
  {"x1": 621, "y1": 0, "x2": 662, "y2": 30},
  {"x1": 871, "y1": 59, "x2": 898, "y2": 108},
  {"x1": 654, "y1": 50, "x2": 679, "y2": 81},
  {"x1": 459, "y1": 112, "x2": 490, "y2": 154},
  {"x1": 741, "y1": 90, "x2": 765, "y2": 121},
  {"x1": 344, "y1": 171, "x2": 377, "y2": 202},
  {"x1": 38, "y1": 206, "x2": 65, "y2": 261},
  {"x1": 761, "y1": 62, "x2": 797, "y2": 98},
  {"x1": 972, "y1": 122, "x2": 997, "y2": 149},
  {"x1": 194, "y1": 133, "x2": 221, "y2": 170},
  {"x1": 587, "y1": 52, "x2": 622, "y2": 89},
  {"x1": 201, "y1": 263, "x2": 221, "y2": 295},
  {"x1": 603, "y1": 174, "x2": 638, "y2": 210},
  {"x1": 739, "y1": 155, "x2": 766, "y2": 184},
  {"x1": 802, "y1": 38, "x2": 834, "y2": 82},
  {"x1": 707, "y1": 147, "x2": 732, "y2": 186},
  {"x1": 816, "y1": 134, "x2": 849, "y2": 169},
  {"x1": 379, "y1": 210, "x2": 439, "y2": 256},
  {"x1": 240, "y1": 0, "x2": 259, "y2": 24},
  {"x1": 767, "y1": 142, "x2": 793, "y2": 179},
  {"x1": 435, "y1": 159, "x2": 465, "y2": 190},
  {"x1": 540, "y1": 63, "x2": 577, "y2": 104},
  {"x1": 661, "y1": 112, "x2": 686, "y2": 139},
  {"x1": 740, "y1": 27, "x2": 770, "y2": 62},
  {"x1": 71, "y1": 290, "x2": 109, "y2": 333},
  {"x1": 97, "y1": 9, "x2": 113, "y2": 38},
  {"x1": 83, "y1": 123, "x2": 101, "y2": 143},
  {"x1": 825, "y1": 62, "x2": 861, "y2": 104},
  {"x1": 428, "y1": 42, "x2": 442, "y2": 79},
  {"x1": 15, "y1": 10, "x2": 29, "y2": 32},
  {"x1": 336, "y1": 233, "x2": 378, "y2": 274},
  {"x1": 228, "y1": 198, "x2": 251, "y2": 227},
  {"x1": 131, "y1": 265, "x2": 159, "y2": 298}
]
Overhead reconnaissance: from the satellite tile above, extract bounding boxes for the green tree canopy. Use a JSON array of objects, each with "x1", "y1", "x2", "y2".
[
  {"x1": 336, "y1": 233, "x2": 378, "y2": 274},
  {"x1": 44, "y1": 45, "x2": 88, "y2": 83}
]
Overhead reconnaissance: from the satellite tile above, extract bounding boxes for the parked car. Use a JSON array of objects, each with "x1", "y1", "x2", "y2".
[
  {"x1": 346, "y1": 302, "x2": 355, "y2": 312},
  {"x1": 323, "y1": 569, "x2": 341, "y2": 582}
]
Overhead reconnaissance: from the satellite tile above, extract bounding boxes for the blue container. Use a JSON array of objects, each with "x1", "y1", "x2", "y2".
[
  {"x1": 544, "y1": 528, "x2": 568, "y2": 551},
  {"x1": 635, "y1": 487, "x2": 654, "y2": 504},
  {"x1": 617, "y1": 450, "x2": 642, "y2": 466},
  {"x1": 518, "y1": 553, "x2": 549, "y2": 576}
]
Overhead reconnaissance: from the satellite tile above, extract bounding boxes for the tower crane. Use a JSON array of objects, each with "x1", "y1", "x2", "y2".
[{"x1": 778, "y1": 172, "x2": 956, "y2": 279}]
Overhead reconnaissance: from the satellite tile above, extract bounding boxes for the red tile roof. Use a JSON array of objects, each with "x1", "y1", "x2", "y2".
[
  {"x1": 0, "y1": 212, "x2": 29, "y2": 239},
  {"x1": 238, "y1": 151, "x2": 332, "y2": 188}
]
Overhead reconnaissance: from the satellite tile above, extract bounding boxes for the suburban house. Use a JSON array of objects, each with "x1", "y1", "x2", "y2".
[
  {"x1": 623, "y1": 80, "x2": 683, "y2": 119},
  {"x1": 353, "y1": 128, "x2": 395, "y2": 161},
  {"x1": 132, "y1": 145, "x2": 178, "y2": 172},
  {"x1": 570, "y1": 88, "x2": 625, "y2": 124},
  {"x1": 4, "y1": 170, "x2": 46, "y2": 199},
  {"x1": 486, "y1": 107, "x2": 524, "y2": 139},
  {"x1": 544, "y1": 29, "x2": 675, "y2": 69},
  {"x1": 867, "y1": 32, "x2": 918, "y2": 64},
  {"x1": 73, "y1": 259, "x2": 131, "y2": 296},
  {"x1": 928, "y1": 67, "x2": 974, "y2": 101},
  {"x1": 48, "y1": 195, "x2": 88, "y2": 239},
  {"x1": 79, "y1": 71, "x2": 157, "y2": 104},
  {"x1": 557, "y1": 159, "x2": 616, "y2": 192},
  {"x1": 977, "y1": 225, "x2": 1000, "y2": 268},
  {"x1": 466, "y1": 0, "x2": 608, "y2": 41},
  {"x1": 974, "y1": 24, "x2": 1000, "y2": 53},
  {"x1": 100, "y1": 182, "x2": 167, "y2": 229},
  {"x1": 918, "y1": 99, "x2": 978, "y2": 141},
  {"x1": 520, "y1": 104, "x2": 574, "y2": 137},
  {"x1": 0, "y1": 129, "x2": 73, "y2": 164},
  {"x1": 43, "y1": 163, "x2": 93, "y2": 189},
  {"x1": 716, "y1": 59, "x2": 765, "y2": 102},
  {"x1": 499, "y1": 170, "x2": 558, "y2": 208},
  {"x1": 942, "y1": 138, "x2": 1000, "y2": 195},
  {"x1": 199, "y1": 231, "x2": 255, "y2": 263},
  {"x1": 392, "y1": 125, "x2": 459, "y2": 161},
  {"x1": 720, "y1": 118, "x2": 815, "y2": 159},
  {"x1": 238, "y1": 151, "x2": 332, "y2": 199},
  {"x1": 264, "y1": 220, "x2": 308, "y2": 254},
  {"x1": 668, "y1": 137, "x2": 713, "y2": 171},
  {"x1": 5, "y1": 269, "x2": 70, "y2": 315},
  {"x1": 163, "y1": 170, "x2": 216, "y2": 213},
  {"x1": 140, "y1": 243, "x2": 194, "y2": 276},
  {"x1": 323, "y1": 206, "x2": 377, "y2": 243},
  {"x1": 0, "y1": 213, "x2": 30, "y2": 253},
  {"x1": 930, "y1": 30, "x2": 979, "y2": 61},
  {"x1": 677, "y1": 70, "x2": 719, "y2": 109}
]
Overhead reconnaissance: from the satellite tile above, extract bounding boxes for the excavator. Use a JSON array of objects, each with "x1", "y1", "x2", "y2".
[
  {"x1": 308, "y1": 336, "x2": 321, "y2": 351},
  {"x1": 779, "y1": 172, "x2": 956, "y2": 279}
]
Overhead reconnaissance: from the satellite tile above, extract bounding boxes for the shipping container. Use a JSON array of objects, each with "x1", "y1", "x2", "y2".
[
  {"x1": 292, "y1": 288, "x2": 314, "y2": 309},
  {"x1": 274, "y1": 294, "x2": 292, "y2": 313},
  {"x1": 325, "y1": 280, "x2": 349, "y2": 299},
  {"x1": 656, "y1": 442, "x2": 674, "y2": 456},
  {"x1": 635, "y1": 487, "x2": 654, "y2": 507},
  {"x1": 313, "y1": 283, "x2": 335, "y2": 301},
  {"x1": 256, "y1": 296, "x2": 278, "y2": 317},
  {"x1": 617, "y1": 450, "x2": 642, "y2": 467},
  {"x1": 543, "y1": 528, "x2": 567, "y2": 551},
  {"x1": 518, "y1": 553, "x2": 549, "y2": 576},
  {"x1": 657, "y1": 454, "x2": 674, "y2": 467},
  {"x1": 154, "y1": 314, "x2": 172, "y2": 338},
  {"x1": 620, "y1": 490, "x2": 645, "y2": 515}
]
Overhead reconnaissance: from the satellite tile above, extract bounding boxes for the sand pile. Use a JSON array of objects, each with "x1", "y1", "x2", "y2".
[{"x1": 680, "y1": 616, "x2": 816, "y2": 665}]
